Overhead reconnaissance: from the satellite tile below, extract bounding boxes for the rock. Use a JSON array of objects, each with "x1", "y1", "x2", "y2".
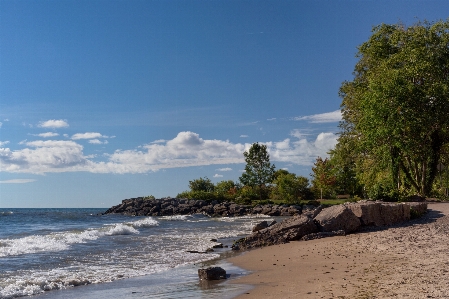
[
  {"x1": 301, "y1": 230, "x2": 345, "y2": 241},
  {"x1": 314, "y1": 205, "x2": 361, "y2": 233},
  {"x1": 212, "y1": 243, "x2": 223, "y2": 248},
  {"x1": 198, "y1": 267, "x2": 226, "y2": 280},
  {"x1": 236, "y1": 215, "x2": 319, "y2": 249},
  {"x1": 268, "y1": 220, "x2": 277, "y2": 227},
  {"x1": 346, "y1": 201, "x2": 383, "y2": 226},
  {"x1": 379, "y1": 203, "x2": 410, "y2": 225},
  {"x1": 252, "y1": 221, "x2": 269, "y2": 232},
  {"x1": 407, "y1": 195, "x2": 426, "y2": 202},
  {"x1": 409, "y1": 202, "x2": 428, "y2": 218}
]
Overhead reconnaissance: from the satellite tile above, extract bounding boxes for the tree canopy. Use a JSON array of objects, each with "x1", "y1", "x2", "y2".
[
  {"x1": 339, "y1": 19, "x2": 449, "y2": 197},
  {"x1": 239, "y1": 143, "x2": 276, "y2": 200}
]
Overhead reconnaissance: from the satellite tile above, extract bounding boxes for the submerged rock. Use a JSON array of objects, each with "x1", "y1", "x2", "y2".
[{"x1": 198, "y1": 267, "x2": 227, "y2": 280}]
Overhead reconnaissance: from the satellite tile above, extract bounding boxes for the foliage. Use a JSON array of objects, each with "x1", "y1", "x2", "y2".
[
  {"x1": 328, "y1": 138, "x2": 364, "y2": 197},
  {"x1": 271, "y1": 173, "x2": 314, "y2": 204},
  {"x1": 310, "y1": 157, "x2": 337, "y2": 199},
  {"x1": 239, "y1": 143, "x2": 276, "y2": 200},
  {"x1": 339, "y1": 19, "x2": 449, "y2": 197},
  {"x1": 176, "y1": 190, "x2": 218, "y2": 201},
  {"x1": 143, "y1": 195, "x2": 155, "y2": 200},
  {"x1": 214, "y1": 180, "x2": 238, "y2": 197},
  {"x1": 188, "y1": 177, "x2": 215, "y2": 193}
]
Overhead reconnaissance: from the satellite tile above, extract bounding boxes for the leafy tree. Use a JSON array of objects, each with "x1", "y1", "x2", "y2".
[
  {"x1": 271, "y1": 173, "x2": 313, "y2": 203},
  {"x1": 311, "y1": 157, "x2": 336, "y2": 199},
  {"x1": 239, "y1": 143, "x2": 276, "y2": 200},
  {"x1": 339, "y1": 20, "x2": 449, "y2": 197},
  {"x1": 328, "y1": 138, "x2": 364, "y2": 197},
  {"x1": 188, "y1": 177, "x2": 215, "y2": 193}
]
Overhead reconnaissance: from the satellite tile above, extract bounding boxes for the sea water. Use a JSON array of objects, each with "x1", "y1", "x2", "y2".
[{"x1": 0, "y1": 208, "x2": 271, "y2": 298}]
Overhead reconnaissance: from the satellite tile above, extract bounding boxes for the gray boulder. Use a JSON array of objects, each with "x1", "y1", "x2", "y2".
[
  {"x1": 314, "y1": 205, "x2": 361, "y2": 233},
  {"x1": 198, "y1": 267, "x2": 226, "y2": 280},
  {"x1": 252, "y1": 221, "x2": 269, "y2": 232},
  {"x1": 235, "y1": 215, "x2": 318, "y2": 249}
]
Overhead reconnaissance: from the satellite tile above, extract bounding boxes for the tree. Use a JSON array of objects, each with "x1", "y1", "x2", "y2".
[
  {"x1": 239, "y1": 143, "x2": 276, "y2": 200},
  {"x1": 339, "y1": 20, "x2": 449, "y2": 197},
  {"x1": 328, "y1": 138, "x2": 364, "y2": 197},
  {"x1": 214, "y1": 180, "x2": 239, "y2": 200},
  {"x1": 188, "y1": 177, "x2": 215, "y2": 192},
  {"x1": 311, "y1": 157, "x2": 336, "y2": 199},
  {"x1": 271, "y1": 173, "x2": 313, "y2": 203}
]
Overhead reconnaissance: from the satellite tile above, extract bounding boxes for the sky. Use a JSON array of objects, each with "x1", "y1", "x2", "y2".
[{"x1": 0, "y1": 0, "x2": 448, "y2": 208}]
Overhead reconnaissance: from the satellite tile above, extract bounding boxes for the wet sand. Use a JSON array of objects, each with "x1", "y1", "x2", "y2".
[{"x1": 229, "y1": 202, "x2": 449, "y2": 299}]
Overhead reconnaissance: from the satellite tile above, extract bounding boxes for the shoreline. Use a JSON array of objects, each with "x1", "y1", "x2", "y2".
[{"x1": 228, "y1": 202, "x2": 449, "y2": 298}]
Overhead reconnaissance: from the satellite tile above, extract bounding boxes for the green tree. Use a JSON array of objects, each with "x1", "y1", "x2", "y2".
[
  {"x1": 328, "y1": 138, "x2": 364, "y2": 197},
  {"x1": 188, "y1": 177, "x2": 215, "y2": 192},
  {"x1": 239, "y1": 143, "x2": 276, "y2": 200},
  {"x1": 271, "y1": 173, "x2": 313, "y2": 203},
  {"x1": 339, "y1": 20, "x2": 449, "y2": 197},
  {"x1": 311, "y1": 157, "x2": 336, "y2": 199}
]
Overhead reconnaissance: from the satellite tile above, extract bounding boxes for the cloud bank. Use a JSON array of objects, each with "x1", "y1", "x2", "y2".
[{"x1": 0, "y1": 131, "x2": 337, "y2": 174}]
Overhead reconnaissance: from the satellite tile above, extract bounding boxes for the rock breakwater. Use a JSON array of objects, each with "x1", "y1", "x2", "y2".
[{"x1": 103, "y1": 197, "x2": 308, "y2": 217}]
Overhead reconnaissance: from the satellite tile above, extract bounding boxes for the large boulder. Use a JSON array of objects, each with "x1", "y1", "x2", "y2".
[
  {"x1": 252, "y1": 221, "x2": 269, "y2": 232},
  {"x1": 235, "y1": 215, "x2": 318, "y2": 249},
  {"x1": 198, "y1": 267, "x2": 227, "y2": 280},
  {"x1": 314, "y1": 205, "x2": 361, "y2": 233},
  {"x1": 409, "y1": 202, "x2": 428, "y2": 217},
  {"x1": 346, "y1": 201, "x2": 426, "y2": 226},
  {"x1": 346, "y1": 201, "x2": 383, "y2": 226},
  {"x1": 379, "y1": 203, "x2": 410, "y2": 225}
]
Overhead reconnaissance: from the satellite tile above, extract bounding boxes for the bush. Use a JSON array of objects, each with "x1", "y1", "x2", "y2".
[{"x1": 176, "y1": 190, "x2": 218, "y2": 201}]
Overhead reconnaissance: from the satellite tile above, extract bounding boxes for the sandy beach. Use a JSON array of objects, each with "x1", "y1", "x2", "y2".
[{"x1": 229, "y1": 202, "x2": 449, "y2": 299}]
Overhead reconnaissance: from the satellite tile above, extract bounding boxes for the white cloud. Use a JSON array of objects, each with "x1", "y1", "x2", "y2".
[
  {"x1": 267, "y1": 118, "x2": 276, "y2": 121},
  {"x1": 72, "y1": 132, "x2": 106, "y2": 140},
  {"x1": 0, "y1": 122, "x2": 2, "y2": 128},
  {"x1": 38, "y1": 119, "x2": 69, "y2": 128},
  {"x1": 269, "y1": 132, "x2": 338, "y2": 166},
  {"x1": 0, "y1": 141, "x2": 10, "y2": 147},
  {"x1": 213, "y1": 174, "x2": 223, "y2": 178},
  {"x1": 240, "y1": 135, "x2": 249, "y2": 138},
  {"x1": 0, "y1": 140, "x2": 89, "y2": 174},
  {"x1": 0, "y1": 179, "x2": 36, "y2": 184},
  {"x1": 151, "y1": 139, "x2": 166, "y2": 144},
  {"x1": 0, "y1": 131, "x2": 338, "y2": 174},
  {"x1": 216, "y1": 167, "x2": 232, "y2": 171},
  {"x1": 290, "y1": 129, "x2": 311, "y2": 139},
  {"x1": 37, "y1": 132, "x2": 59, "y2": 138},
  {"x1": 294, "y1": 110, "x2": 342, "y2": 123},
  {"x1": 89, "y1": 139, "x2": 108, "y2": 145}
]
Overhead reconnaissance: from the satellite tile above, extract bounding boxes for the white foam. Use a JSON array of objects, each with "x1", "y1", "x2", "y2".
[
  {"x1": 160, "y1": 215, "x2": 192, "y2": 221},
  {"x1": 0, "y1": 223, "x2": 141, "y2": 257},
  {"x1": 105, "y1": 224, "x2": 139, "y2": 235},
  {"x1": 128, "y1": 217, "x2": 159, "y2": 228}
]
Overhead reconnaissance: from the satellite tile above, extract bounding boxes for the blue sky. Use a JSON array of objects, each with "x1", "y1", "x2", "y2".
[{"x1": 0, "y1": 1, "x2": 447, "y2": 208}]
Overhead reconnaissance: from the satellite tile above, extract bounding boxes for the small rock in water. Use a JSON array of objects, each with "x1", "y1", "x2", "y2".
[{"x1": 198, "y1": 267, "x2": 227, "y2": 280}]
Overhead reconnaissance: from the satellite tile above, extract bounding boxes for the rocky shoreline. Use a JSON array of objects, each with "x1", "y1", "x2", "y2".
[
  {"x1": 233, "y1": 200, "x2": 428, "y2": 250},
  {"x1": 104, "y1": 197, "x2": 429, "y2": 251},
  {"x1": 103, "y1": 197, "x2": 308, "y2": 217}
]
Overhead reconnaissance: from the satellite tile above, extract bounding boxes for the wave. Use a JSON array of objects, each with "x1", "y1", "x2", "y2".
[{"x1": 0, "y1": 218, "x2": 160, "y2": 257}]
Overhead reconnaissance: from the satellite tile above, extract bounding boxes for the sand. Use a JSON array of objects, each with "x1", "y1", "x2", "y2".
[{"x1": 229, "y1": 202, "x2": 449, "y2": 299}]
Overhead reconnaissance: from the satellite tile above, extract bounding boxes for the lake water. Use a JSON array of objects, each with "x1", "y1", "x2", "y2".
[{"x1": 0, "y1": 208, "x2": 271, "y2": 298}]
